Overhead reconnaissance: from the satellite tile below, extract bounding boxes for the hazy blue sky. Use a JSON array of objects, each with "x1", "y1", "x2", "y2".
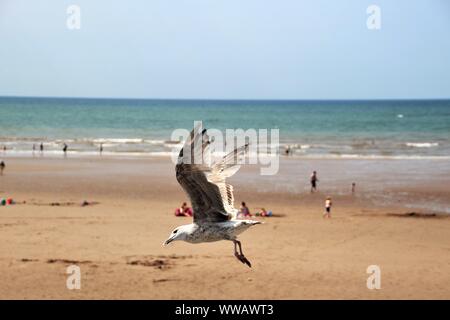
[{"x1": 0, "y1": 0, "x2": 449, "y2": 99}]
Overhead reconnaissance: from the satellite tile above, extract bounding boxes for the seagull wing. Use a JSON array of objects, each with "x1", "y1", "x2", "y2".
[
  {"x1": 175, "y1": 125, "x2": 248, "y2": 223},
  {"x1": 207, "y1": 144, "x2": 249, "y2": 219}
]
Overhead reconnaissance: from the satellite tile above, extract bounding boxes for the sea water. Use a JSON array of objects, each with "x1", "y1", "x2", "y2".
[{"x1": 0, "y1": 97, "x2": 449, "y2": 158}]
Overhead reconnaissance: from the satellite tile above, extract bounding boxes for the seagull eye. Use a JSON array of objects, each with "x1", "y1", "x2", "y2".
[{"x1": 173, "y1": 229, "x2": 178, "y2": 234}]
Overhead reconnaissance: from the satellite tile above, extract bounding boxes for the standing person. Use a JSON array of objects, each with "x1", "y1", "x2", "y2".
[
  {"x1": 63, "y1": 143, "x2": 68, "y2": 156},
  {"x1": 0, "y1": 160, "x2": 5, "y2": 176},
  {"x1": 284, "y1": 145, "x2": 290, "y2": 156},
  {"x1": 324, "y1": 196, "x2": 332, "y2": 218},
  {"x1": 40, "y1": 142, "x2": 44, "y2": 154},
  {"x1": 99, "y1": 143, "x2": 103, "y2": 155},
  {"x1": 352, "y1": 182, "x2": 356, "y2": 194},
  {"x1": 310, "y1": 171, "x2": 318, "y2": 193}
]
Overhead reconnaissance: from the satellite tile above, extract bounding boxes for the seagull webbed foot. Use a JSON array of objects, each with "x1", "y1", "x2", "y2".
[{"x1": 234, "y1": 252, "x2": 252, "y2": 267}]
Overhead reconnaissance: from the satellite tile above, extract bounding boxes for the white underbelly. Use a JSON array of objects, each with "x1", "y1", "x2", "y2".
[{"x1": 186, "y1": 221, "x2": 253, "y2": 243}]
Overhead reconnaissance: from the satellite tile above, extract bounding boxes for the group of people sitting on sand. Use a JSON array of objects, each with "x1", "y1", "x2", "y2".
[
  {"x1": 173, "y1": 170, "x2": 356, "y2": 219},
  {"x1": 238, "y1": 202, "x2": 272, "y2": 218},
  {"x1": 174, "y1": 201, "x2": 272, "y2": 218}
]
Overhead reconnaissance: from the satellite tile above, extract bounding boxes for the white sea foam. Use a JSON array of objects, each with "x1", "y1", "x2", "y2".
[
  {"x1": 2, "y1": 149, "x2": 450, "y2": 161},
  {"x1": 406, "y1": 142, "x2": 439, "y2": 148},
  {"x1": 92, "y1": 138, "x2": 144, "y2": 144},
  {"x1": 1, "y1": 135, "x2": 448, "y2": 160},
  {"x1": 287, "y1": 144, "x2": 310, "y2": 149},
  {"x1": 284, "y1": 153, "x2": 450, "y2": 160}
]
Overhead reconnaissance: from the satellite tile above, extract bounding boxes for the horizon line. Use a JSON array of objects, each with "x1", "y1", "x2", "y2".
[{"x1": 1, "y1": 95, "x2": 450, "y2": 102}]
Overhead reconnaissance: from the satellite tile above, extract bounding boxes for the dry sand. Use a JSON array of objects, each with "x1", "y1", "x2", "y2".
[{"x1": 0, "y1": 156, "x2": 449, "y2": 299}]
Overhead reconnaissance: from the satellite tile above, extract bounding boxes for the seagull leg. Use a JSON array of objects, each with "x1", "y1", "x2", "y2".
[
  {"x1": 233, "y1": 240, "x2": 241, "y2": 262},
  {"x1": 233, "y1": 240, "x2": 252, "y2": 268}
]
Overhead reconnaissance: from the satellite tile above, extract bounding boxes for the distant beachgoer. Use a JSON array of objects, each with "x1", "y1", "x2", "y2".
[
  {"x1": 181, "y1": 202, "x2": 193, "y2": 216},
  {"x1": 175, "y1": 202, "x2": 193, "y2": 217},
  {"x1": 310, "y1": 171, "x2": 318, "y2": 193},
  {"x1": 33, "y1": 144, "x2": 36, "y2": 152},
  {"x1": 285, "y1": 146, "x2": 290, "y2": 156},
  {"x1": 352, "y1": 182, "x2": 356, "y2": 194},
  {"x1": 324, "y1": 197, "x2": 332, "y2": 218},
  {"x1": 99, "y1": 143, "x2": 103, "y2": 155},
  {"x1": 239, "y1": 202, "x2": 251, "y2": 217},
  {"x1": 40, "y1": 143, "x2": 44, "y2": 153},
  {"x1": 0, "y1": 160, "x2": 5, "y2": 176},
  {"x1": 2, "y1": 146, "x2": 6, "y2": 153},
  {"x1": 257, "y1": 208, "x2": 272, "y2": 217},
  {"x1": 63, "y1": 143, "x2": 68, "y2": 156}
]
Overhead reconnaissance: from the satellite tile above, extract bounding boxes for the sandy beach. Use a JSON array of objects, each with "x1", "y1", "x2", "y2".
[
  {"x1": 0, "y1": 155, "x2": 449, "y2": 299},
  {"x1": 1, "y1": 0, "x2": 450, "y2": 304}
]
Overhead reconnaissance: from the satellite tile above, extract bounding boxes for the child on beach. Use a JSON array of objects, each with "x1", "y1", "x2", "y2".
[{"x1": 324, "y1": 197, "x2": 332, "y2": 218}]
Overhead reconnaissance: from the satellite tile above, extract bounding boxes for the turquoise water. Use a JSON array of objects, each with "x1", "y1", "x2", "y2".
[{"x1": 0, "y1": 97, "x2": 449, "y2": 157}]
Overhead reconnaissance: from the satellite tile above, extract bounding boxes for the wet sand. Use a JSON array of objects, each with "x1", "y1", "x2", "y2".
[{"x1": 0, "y1": 156, "x2": 449, "y2": 299}]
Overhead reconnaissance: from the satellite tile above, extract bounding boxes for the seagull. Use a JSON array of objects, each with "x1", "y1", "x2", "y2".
[{"x1": 163, "y1": 124, "x2": 261, "y2": 267}]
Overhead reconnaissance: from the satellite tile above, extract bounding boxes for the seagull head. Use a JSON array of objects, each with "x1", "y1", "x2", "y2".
[{"x1": 163, "y1": 225, "x2": 190, "y2": 246}]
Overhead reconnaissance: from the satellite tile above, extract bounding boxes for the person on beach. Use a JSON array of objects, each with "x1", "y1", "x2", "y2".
[
  {"x1": 324, "y1": 197, "x2": 332, "y2": 218},
  {"x1": 99, "y1": 143, "x2": 103, "y2": 155},
  {"x1": 284, "y1": 145, "x2": 291, "y2": 156},
  {"x1": 310, "y1": 171, "x2": 318, "y2": 193},
  {"x1": 239, "y1": 202, "x2": 251, "y2": 218},
  {"x1": 0, "y1": 160, "x2": 5, "y2": 176},
  {"x1": 63, "y1": 143, "x2": 68, "y2": 156},
  {"x1": 174, "y1": 202, "x2": 193, "y2": 217},
  {"x1": 256, "y1": 207, "x2": 272, "y2": 217},
  {"x1": 40, "y1": 143, "x2": 44, "y2": 154},
  {"x1": 352, "y1": 182, "x2": 356, "y2": 194}
]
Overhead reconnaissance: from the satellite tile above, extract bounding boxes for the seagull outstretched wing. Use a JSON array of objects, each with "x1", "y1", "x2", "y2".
[{"x1": 176, "y1": 125, "x2": 248, "y2": 224}]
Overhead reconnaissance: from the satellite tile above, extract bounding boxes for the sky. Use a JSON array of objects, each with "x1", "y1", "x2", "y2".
[{"x1": 0, "y1": 0, "x2": 449, "y2": 100}]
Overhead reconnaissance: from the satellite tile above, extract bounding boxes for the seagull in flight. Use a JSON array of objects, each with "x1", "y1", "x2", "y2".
[{"x1": 163, "y1": 124, "x2": 261, "y2": 267}]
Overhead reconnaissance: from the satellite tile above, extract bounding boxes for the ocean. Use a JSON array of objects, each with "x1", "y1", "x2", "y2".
[{"x1": 0, "y1": 97, "x2": 449, "y2": 158}]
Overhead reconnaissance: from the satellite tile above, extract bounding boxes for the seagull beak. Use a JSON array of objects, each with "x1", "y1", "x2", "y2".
[{"x1": 163, "y1": 238, "x2": 173, "y2": 246}]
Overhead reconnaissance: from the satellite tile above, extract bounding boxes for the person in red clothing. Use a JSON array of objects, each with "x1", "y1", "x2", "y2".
[{"x1": 174, "y1": 202, "x2": 193, "y2": 217}]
